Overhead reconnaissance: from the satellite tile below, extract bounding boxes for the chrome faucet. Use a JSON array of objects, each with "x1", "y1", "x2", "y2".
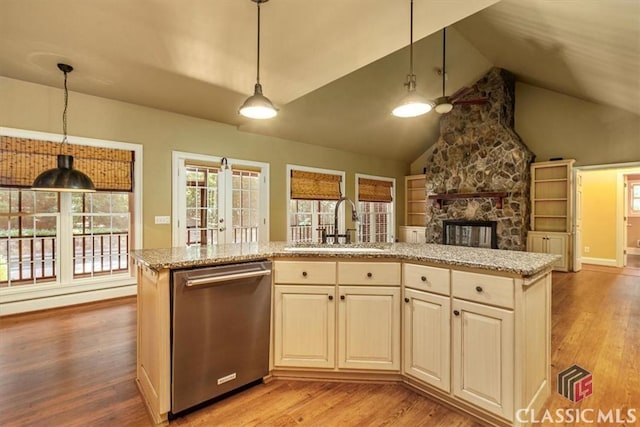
[{"x1": 325, "y1": 197, "x2": 359, "y2": 244}]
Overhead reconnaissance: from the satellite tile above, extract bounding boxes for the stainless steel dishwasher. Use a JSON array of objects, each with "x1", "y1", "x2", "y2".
[{"x1": 171, "y1": 260, "x2": 272, "y2": 415}]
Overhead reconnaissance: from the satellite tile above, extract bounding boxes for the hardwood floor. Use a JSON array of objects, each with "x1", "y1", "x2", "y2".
[{"x1": 1, "y1": 266, "x2": 638, "y2": 426}]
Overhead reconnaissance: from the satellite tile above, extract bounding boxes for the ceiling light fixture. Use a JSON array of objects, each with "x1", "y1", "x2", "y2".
[
  {"x1": 392, "y1": 0, "x2": 433, "y2": 118},
  {"x1": 239, "y1": 0, "x2": 277, "y2": 120},
  {"x1": 32, "y1": 63, "x2": 96, "y2": 192},
  {"x1": 434, "y1": 27, "x2": 454, "y2": 114}
]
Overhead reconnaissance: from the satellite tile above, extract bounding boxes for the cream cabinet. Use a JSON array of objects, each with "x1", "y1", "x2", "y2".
[
  {"x1": 529, "y1": 159, "x2": 574, "y2": 271},
  {"x1": 527, "y1": 231, "x2": 569, "y2": 271},
  {"x1": 338, "y1": 286, "x2": 401, "y2": 370},
  {"x1": 398, "y1": 226, "x2": 427, "y2": 243},
  {"x1": 273, "y1": 260, "x2": 401, "y2": 372},
  {"x1": 273, "y1": 285, "x2": 335, "y2": 368},
  {"x1": 403, "y1": 288, "x2": 450, "y2": 390},
  {"x1": 452, "y1": 298, "x2": 515, "y2": 420}
]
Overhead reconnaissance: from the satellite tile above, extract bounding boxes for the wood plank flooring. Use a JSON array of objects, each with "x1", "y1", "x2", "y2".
[{"x1": 0, "y1": 266, "x2": 638, "y2": 426}]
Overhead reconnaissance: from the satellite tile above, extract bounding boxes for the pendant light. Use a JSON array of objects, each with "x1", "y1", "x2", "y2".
[
  {"x1": 392, "y1": 0, "x2": 433, "y2": 118},
  {"x1": 434, "y1": 27, "x2": 454, "y2": 114},
  {"x1": 32, "y1": 64, "x2": 95, "y2": 192},
  {"x1": 239, "y1": 0, "x2": 278, "y2": 120}
]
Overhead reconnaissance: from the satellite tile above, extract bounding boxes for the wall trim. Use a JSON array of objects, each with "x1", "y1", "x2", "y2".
[
  {"x1": 627, "y1": 247, "x2": 640, "y2": 255},
  {"x1": 581, "y1": 257, "x2": 617, "y2": 267},
  {"x1": 0, "y1": 284, "x2": 136, "y2": 316}
]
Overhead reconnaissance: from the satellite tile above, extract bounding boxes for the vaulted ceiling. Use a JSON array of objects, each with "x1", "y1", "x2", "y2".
[{"x1": 1, "y1": 0, "x2": 638, "y2": 162}]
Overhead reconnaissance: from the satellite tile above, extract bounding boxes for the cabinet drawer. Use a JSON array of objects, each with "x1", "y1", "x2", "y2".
[
  {"x1": 451, "y1": 271, "x2": 514, "y2": 309},
  {"x1": 274, "y1": 261, "x2": 336, "y2": 284},
  {"x1": 338, "y1": 262, "x2": 400, "y2": 286},
  {"x1": 403, "y1": 263, "x2": 450, "y2": 295}
]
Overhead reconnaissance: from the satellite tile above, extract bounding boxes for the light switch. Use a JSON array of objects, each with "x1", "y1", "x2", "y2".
[{"x1": 155, "y1": 216, "x2": 171, "y2": 225}]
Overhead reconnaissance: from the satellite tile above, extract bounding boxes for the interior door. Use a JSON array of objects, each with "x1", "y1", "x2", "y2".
[{"x1": 574, "y1": 170, "x2": 583, "y2": 271}]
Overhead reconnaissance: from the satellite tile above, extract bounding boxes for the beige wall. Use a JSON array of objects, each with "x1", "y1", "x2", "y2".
[
  {"x1": 0, "y1": 77, "x2": 409, "y2": 248},
  {"x1": 514, "y1": 83, "x2": 640, "y2": 166},
  {"x1": 581, "y1": 170, "x2": 617, "y2": 261}
]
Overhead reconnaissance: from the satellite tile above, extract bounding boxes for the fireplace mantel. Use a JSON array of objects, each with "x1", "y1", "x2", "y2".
[{"x1": 428, "y1": 192, "x2": 509, "y2": 209}]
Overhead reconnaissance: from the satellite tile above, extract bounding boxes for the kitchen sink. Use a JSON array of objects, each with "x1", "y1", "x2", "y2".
[{"x1": 283, "y1": 246, "x2": 387, "y2": 253}]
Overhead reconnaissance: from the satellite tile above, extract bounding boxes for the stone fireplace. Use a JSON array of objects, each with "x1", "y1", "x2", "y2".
[
  {"x1": 423, "y1": 68, "x2": 534, "y2": 251},
  {"x1": 443, "y1": 219, "x2": 498, "y2": 249}
]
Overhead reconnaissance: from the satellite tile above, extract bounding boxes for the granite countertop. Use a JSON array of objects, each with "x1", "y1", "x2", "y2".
[{"x1": 130, "y1": 242, "x2": 559, "y2": 277}]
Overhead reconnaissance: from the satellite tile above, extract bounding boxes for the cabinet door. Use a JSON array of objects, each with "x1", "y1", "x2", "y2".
[
  {"x1": 403, "y1": 289, "x2": 450, "y2": 391},
  {"x1": 338, "y1": 286, "x2": 400, "y2": 370},
  {"x1": 274, "y1": 285, "x2": 335, "y2": 368},
  {"x1": 527, "y1": 233, "x2": 546, "y2": 254},
  {"x1": 546, "y1": 233, "x2": 568, "y2": 271},
  {"x1": 452, "y1": 299, "x2": 514, "y2": 420}
]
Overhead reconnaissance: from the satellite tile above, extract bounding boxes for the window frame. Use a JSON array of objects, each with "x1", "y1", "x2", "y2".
[
  {"x1": 355, "y1": 173, "x2": 396, "y2": 243},
  {"x1": 630, "y1": 180, "x2": 640, "y2": 217},
  {"x1": 286, "y1": 164, "x2": 346, "y2": 243},
  {"x1": 0, "y1": 127, "x2": 142, "y2": 305}
]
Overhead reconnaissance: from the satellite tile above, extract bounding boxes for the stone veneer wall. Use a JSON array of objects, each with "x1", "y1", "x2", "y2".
[{"x1": 423, "y1": 68, "x2": 534, "y2": 251}]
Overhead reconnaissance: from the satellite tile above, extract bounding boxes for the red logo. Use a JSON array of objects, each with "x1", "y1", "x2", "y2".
[{"x1": 558, "y1": 364, "x2": 593, "y2": 402}]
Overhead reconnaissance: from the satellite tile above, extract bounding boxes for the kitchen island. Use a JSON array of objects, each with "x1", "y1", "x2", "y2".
[{"x1": 131, "y1": 242, "x2": 557, "y2": 426}]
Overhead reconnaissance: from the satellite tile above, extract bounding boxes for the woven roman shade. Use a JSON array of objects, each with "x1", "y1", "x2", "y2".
[
  {"x1": 290, "y1": 170, "x2": 342, "y2": 200},
  {"x1": 0, "y1": 136, "x2": 134, "y2": 191},
  {"x1": 358, "y1": 177, "x2": 393, "y2": 203}
]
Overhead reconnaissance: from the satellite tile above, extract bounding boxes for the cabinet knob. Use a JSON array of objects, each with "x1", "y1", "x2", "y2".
[
  {"x1": 302, "y1": 271, "x2": 308, "y2": 277},
  {"x1": 367, "y1": 272, "x2": 373, "y2": 278},
  {"x1": 475, "y1": 286, "x2": 483, "y2": 293},
  {"x1": 404, "y1": 297, "x2": 410, "y2": 303},
  {"x1": 328, "y1": 295, "x2": 333, "y2": 301},
  {"x1": 340, "y1": 295, "x2": 345, "y2": 300},
  {"x1": 421, "y1": 276, "x2": 427, "y2": 282},
  {"x1": 453, "y1": 310, "x2": 460, "y2": 316}
]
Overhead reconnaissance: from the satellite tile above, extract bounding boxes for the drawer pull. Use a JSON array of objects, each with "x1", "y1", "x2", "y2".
[
  {"x1": 453, "y1": 310, "x2": 460, "y2": 316},
  {"x1": 340, "y1": 295, "x2": 345, "y2": 300},
  {"x1": 475, "y1": 286, "x2": 483, "y2": 293},
  {"x1": 421, "y1": 276, "x2": 427, "y2": 282},
  {"x1": 328, "y1": 295, "x2": 334, "y2": 300},
  {"x1": 302, "y1": 271, "x2": 308, "y2": 277},
  {"x1": 367, "y1": 272, "x2": 373, "y2": 278},
  {"x1": 404, "y1": 297, "x2": 410, "y2": 303}
]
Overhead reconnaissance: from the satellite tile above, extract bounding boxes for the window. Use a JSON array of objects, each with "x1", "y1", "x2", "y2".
[
  {"x1": 173, "y1": 152, "x2": 269, "y2": 246},
  {"x1": 356, "y1": 174, "x2": 395, "y2": 243},
  {"x1": 631, "y1": 181, "x2": 640, "y2": 215},
  {"x1": 0, "y1": 128, "x2": 141, "y2": 296},
  {"x1": 287, "y1": 165, "x2": 344, "y2": 243}
]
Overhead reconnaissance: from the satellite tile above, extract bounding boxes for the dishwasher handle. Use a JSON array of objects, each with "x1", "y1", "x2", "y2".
[{"x1": 186, "y1": 269, "x2": 271, "y2": 287}]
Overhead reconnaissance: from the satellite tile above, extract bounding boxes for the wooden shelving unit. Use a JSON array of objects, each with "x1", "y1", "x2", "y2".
[
  {"x1": 400, "y1": 174, "x2": 427, "y2": 243},
  {"x1": 528, "y1": 159, "x2": 575, "y2": 271},
  {"x1": 405, "y1": 174, "x2": 426, "y2": 226}
]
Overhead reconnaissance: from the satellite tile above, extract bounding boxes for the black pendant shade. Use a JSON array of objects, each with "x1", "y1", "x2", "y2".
[
  {"x1": 32, "y1": 154, "x2": 96, "y2": 192},
  {"x1": 32, "y1": 63, "x2": 96, "y2": 192}
]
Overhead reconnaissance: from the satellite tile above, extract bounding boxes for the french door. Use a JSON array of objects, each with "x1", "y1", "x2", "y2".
[{"x1": 172, "y1": 152, "x2": 269, "y2": 246}]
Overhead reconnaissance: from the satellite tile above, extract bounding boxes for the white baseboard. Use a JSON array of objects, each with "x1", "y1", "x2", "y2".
[
  {"x1": 0, "y1": 285, "x2": 136, "y2": 316},
  {"x1": 627, "y1": 247, "x2": 640, "y2": 255},
  {"x1": 582, "y1": 257, "x2": 618, "y2": 267}
]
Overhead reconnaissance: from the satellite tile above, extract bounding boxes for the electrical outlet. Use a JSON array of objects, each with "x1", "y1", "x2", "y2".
[
  {"x1": 584, "y1": 246, "x2": 590, "y2": 253},
  {"x1": 154, "y1": 216, "x2": 171, "y2": 225}
]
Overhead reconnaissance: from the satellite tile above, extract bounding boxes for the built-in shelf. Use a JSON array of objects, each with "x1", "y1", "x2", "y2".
[{"x1": 428, "y1": 192, "x2": 509, "y2": 209}]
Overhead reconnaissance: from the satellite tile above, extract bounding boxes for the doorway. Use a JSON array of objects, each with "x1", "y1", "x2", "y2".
[{"x1": 574, "y1": 163, "x2": 640, "y2": 269}]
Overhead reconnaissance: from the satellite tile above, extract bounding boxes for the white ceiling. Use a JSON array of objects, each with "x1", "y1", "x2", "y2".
[{"x1": 1, "y1": 0, "x2": 638, "y2": 162}]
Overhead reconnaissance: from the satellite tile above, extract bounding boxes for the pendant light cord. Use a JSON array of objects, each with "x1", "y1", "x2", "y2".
[
  {"x1": 256, "y1": 1, "x2": 261, "y2": 85},
  {"x1": 62, "y1": 69, "x2": 69, "y2": 146},
  {"x1": 409, "y1": 0, "x2": 414, "y2": 77},
  {"x1": 441, "y1": 27, "x2": 446, "y2": 97}
]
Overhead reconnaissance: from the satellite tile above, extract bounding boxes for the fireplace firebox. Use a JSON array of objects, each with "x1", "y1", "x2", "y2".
[{"x1": 442, "y1": 220, "x2": 498, "y2": 249}]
